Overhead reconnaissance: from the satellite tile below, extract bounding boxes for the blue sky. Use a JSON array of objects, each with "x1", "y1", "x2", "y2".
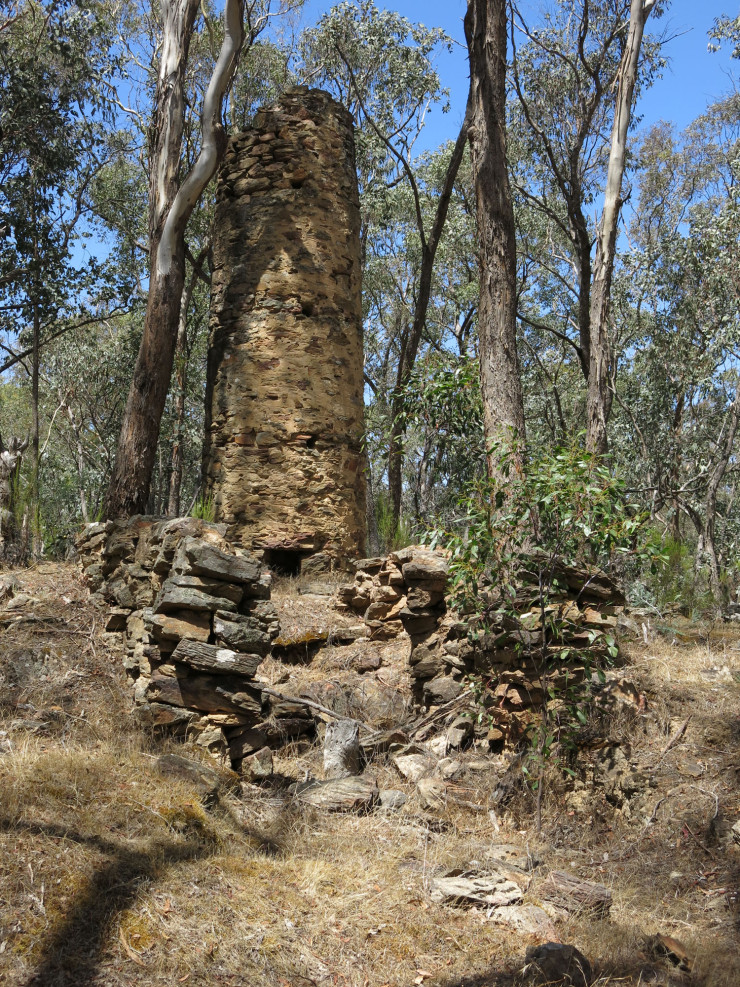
[{"x1": 298, "y1": 0, "x2": 738, "y2": 149}]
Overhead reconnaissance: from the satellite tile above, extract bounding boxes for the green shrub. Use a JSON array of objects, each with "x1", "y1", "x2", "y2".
[{"x1": 426, "y1": 439, "x2": 662, "y2": 830}]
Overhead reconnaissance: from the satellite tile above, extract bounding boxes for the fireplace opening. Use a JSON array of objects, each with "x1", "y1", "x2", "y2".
[{"x1": 262, "y1": 548, "x2": 303, "y2": 577}]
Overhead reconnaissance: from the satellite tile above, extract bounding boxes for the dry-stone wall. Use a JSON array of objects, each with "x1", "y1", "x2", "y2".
[
  {"x1": 338, "y1": 547, "x2": 626, "y2": 744},
  {"x1": 76, "y1": 518, "x2": 313, "y2": 767},
  {"x1": 204, "y1": 86, "x2": 366, "y2": 574}
]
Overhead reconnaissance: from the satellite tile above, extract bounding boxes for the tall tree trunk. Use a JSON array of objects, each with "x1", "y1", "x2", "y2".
[
  {"x1": 465, "y1": 0, "x2": 525, "y2": 475},
  {"x1": 65, "y1": 405, "x2": 89, "y2": 523},
  {"x1": 365, "y1": 462, "x2": 380, "y2": 556},
  {"x1": 31, "y1": 299, "x2": 41, "y2": 554},
  {"x1": 386, "y1": 111, "x2": 471, "y2": 534},
  {"x1": 0, "y1": 435, "x2": 28, "y2": 558},
  {"x1": 702, "y1": 392, "x2": 740, "y2": 608},
  {"x1": 167, "y1": 268, "x2": 198, "y2": 516},
  {"x1": 30, "y1": 174, "x2": 42, "y2": 555},
  {"x1": 586, "y1": 0, "x2": 655, "y2": 455},
  {"x1": 104, "y1": 0, "x2": 244, "y2": 518}
]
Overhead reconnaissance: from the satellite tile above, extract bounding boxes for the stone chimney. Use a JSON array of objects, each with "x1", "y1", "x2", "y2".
[{"x1": 203, "y1": 87, "x2": 366, "y2": 574}]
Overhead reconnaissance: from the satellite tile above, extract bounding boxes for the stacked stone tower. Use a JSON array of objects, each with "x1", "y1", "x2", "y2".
[{"x1": 203, "y1": 88, "x2": 366, "y2": 573}]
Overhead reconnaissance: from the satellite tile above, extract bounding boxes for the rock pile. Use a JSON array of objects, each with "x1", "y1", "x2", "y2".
[
  {"x1": 76, "y1": 517, "x2": 315, "y2": 766},
  {"x1": 337, "y1": 547, "x2": 448, "y2": 641},
  {"x1": 339, "y1": 546, "x2": 626, "y2": 742}
]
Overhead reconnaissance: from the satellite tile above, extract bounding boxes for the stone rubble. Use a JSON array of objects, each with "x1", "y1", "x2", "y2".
[
  {"x1": 76, "y1": 517, "x2": 314, "y2": 767},
  {"x1": 339, "y1": 545, "x2": 628, "y2": 743}
]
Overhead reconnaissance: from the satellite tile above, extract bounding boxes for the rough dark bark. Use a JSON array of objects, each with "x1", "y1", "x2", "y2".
[{"x1": 465, "y1": 0, "x2": 526, "y2": 473}]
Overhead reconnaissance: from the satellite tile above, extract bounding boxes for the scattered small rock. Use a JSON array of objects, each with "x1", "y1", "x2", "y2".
[
  {"x1": 521, "y1": 942, "x2": 592, "y2": 987},
  {"x1": 378, "y1": 789, "x2": 407, "y2": 810},
  {"x1": 393, "y1": 752, "x2": 435, "y2": 783},
  {"x1": 417, "y1": 776, "x2": 447, "y2": 809},
  {"x1": 436, "y1": 757, "x2": 462, "y2": 780},
  {"x1": 353, "y1": 652, "x2": 382, "y2": 673},
  {"x1": 446, "y1": 714, "x2": 474, "y2": 749},
  {"x1": 490, "y1": 904, "x2": 556, "y2": 936},
  {"x1": 155, "y1": 753, "x2": 240, "y2": 806}
]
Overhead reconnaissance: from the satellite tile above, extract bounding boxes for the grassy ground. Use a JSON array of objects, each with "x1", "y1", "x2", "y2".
[{"x1": 0, "y1": 563, "x2": 738, "y2": 986}]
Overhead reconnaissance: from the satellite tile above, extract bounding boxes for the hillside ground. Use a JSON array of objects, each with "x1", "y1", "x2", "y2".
[{"x1": 0, "y1": 562, "x2": 738, "y2": 987}]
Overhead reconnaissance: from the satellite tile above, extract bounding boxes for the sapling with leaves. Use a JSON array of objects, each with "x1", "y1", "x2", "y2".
[{"x1": 428, "y1": 439, "x2": 660, "y2": 831}]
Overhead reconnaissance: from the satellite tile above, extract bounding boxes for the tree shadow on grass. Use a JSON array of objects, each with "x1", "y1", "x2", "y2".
[{"x1": 0, "y1": 808, "x2": 282, "y2": 987}]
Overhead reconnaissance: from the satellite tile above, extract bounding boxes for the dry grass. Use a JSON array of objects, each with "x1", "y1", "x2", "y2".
[{"x1": 1, "y1": 563, "x2": 739, "y2": 986}]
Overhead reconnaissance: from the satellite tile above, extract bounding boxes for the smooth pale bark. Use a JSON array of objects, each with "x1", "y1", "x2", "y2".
[
  {"x1": 465, "y1": 0, "x2": 525, "y2": 474},
  {"x1": 702, "y1": 392, "x2": 740, "y2": 607},
  {"x1": 104, "y1": 0, "x2": 244, "y2": 518},
  {"x1": 586, "y1": 0, "x2": 656, "y2": 454}
]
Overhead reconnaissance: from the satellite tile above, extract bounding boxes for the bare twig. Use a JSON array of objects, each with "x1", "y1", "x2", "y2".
[{"x1": 259, "y1": 686, "x2": 375, "y2": 734}]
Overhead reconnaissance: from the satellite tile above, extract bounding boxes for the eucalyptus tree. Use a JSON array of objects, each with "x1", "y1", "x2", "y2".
[
  {"x1": 613, "y1": 98, "x2": 740, "y2": 603},
  {"x1": 361, "y1": 144, "x2": 481, "y2": 532},
  {"x1": 464, "y1": 0, "x2": 525, "y2": 474},
  {"x1": 299, "y1": 1, "x2": 470, "y2": 533},
  {"x1": 0, "y1": 0, "x2": 121, "y2": 548},
  {"x1": 104, "y1": 0, "x2": 305, "y2": 519},
  {"x1": 510, "y1": 0, "x2": 663, "y2": 454}
]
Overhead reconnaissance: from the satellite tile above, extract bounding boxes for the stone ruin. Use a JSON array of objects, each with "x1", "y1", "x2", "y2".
[
  {"x1": 337, "y1": 550, "x2": 627, "y2": 746},
  {"x1": 203, "y1": 87, "x2": 366, "y2": 574},
  {"x1": 77, "y1": 512, "x2": 630, "y2": 774},
  {"x1": 76, "y1": 518, "x2": 314, "y2": 770}
]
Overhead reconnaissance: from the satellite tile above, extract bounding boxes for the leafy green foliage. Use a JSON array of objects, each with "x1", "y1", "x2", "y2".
[
  {"x1": 431, "y1": 441, "x2": 650, "y2": 612},
  {"x1": 427, "y1": 440, "x2": 660, "y2": 825}
]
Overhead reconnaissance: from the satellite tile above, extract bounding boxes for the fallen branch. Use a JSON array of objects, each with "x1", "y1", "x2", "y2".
[
  {"x1": 653, "y1": 716, "x2": 691, "y2": 766},
  {"x1": 259, "y1": 686, "x2": 375, "y2": 735},
  {"x1": 408, "y1": 688, "x2": 474, "y2": 739}
]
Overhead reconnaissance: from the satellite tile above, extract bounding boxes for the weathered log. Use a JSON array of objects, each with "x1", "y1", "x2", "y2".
[
  {"x1": 171, "y1": 639, "x2": 262, "y2": 678},
  {"x1": 260, "y1": 686, "x2": 375, "y2": 734},
  {"x1": 291, "y1": 775, "x2": 378, "y2": 812},
  {"x1": 539, "y1": 870, "x2": 612, "y2": 918},
  {"x1": 323, "y1": 719, "x2": 361, "y2": 778}
]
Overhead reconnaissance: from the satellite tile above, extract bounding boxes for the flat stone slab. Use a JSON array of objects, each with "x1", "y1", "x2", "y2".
[
  {"x1": 213, "y1": 613, "x2": 272, "y2": 655},
  {"x1": 145, "y1": 666, "x2": 262, "y2": 718},
  {"x1": 153, "y1": 580, "x2": 238, "y2": 615},
  {"x1": 291, "y1": 775, "x2": 378, "y2": 812},
  {"x1": 430, "y1": 868, "x2": 524, "y2": 908},
  {"x1": 176, "y1": 537, "x2": 262, "y2": 585}
]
